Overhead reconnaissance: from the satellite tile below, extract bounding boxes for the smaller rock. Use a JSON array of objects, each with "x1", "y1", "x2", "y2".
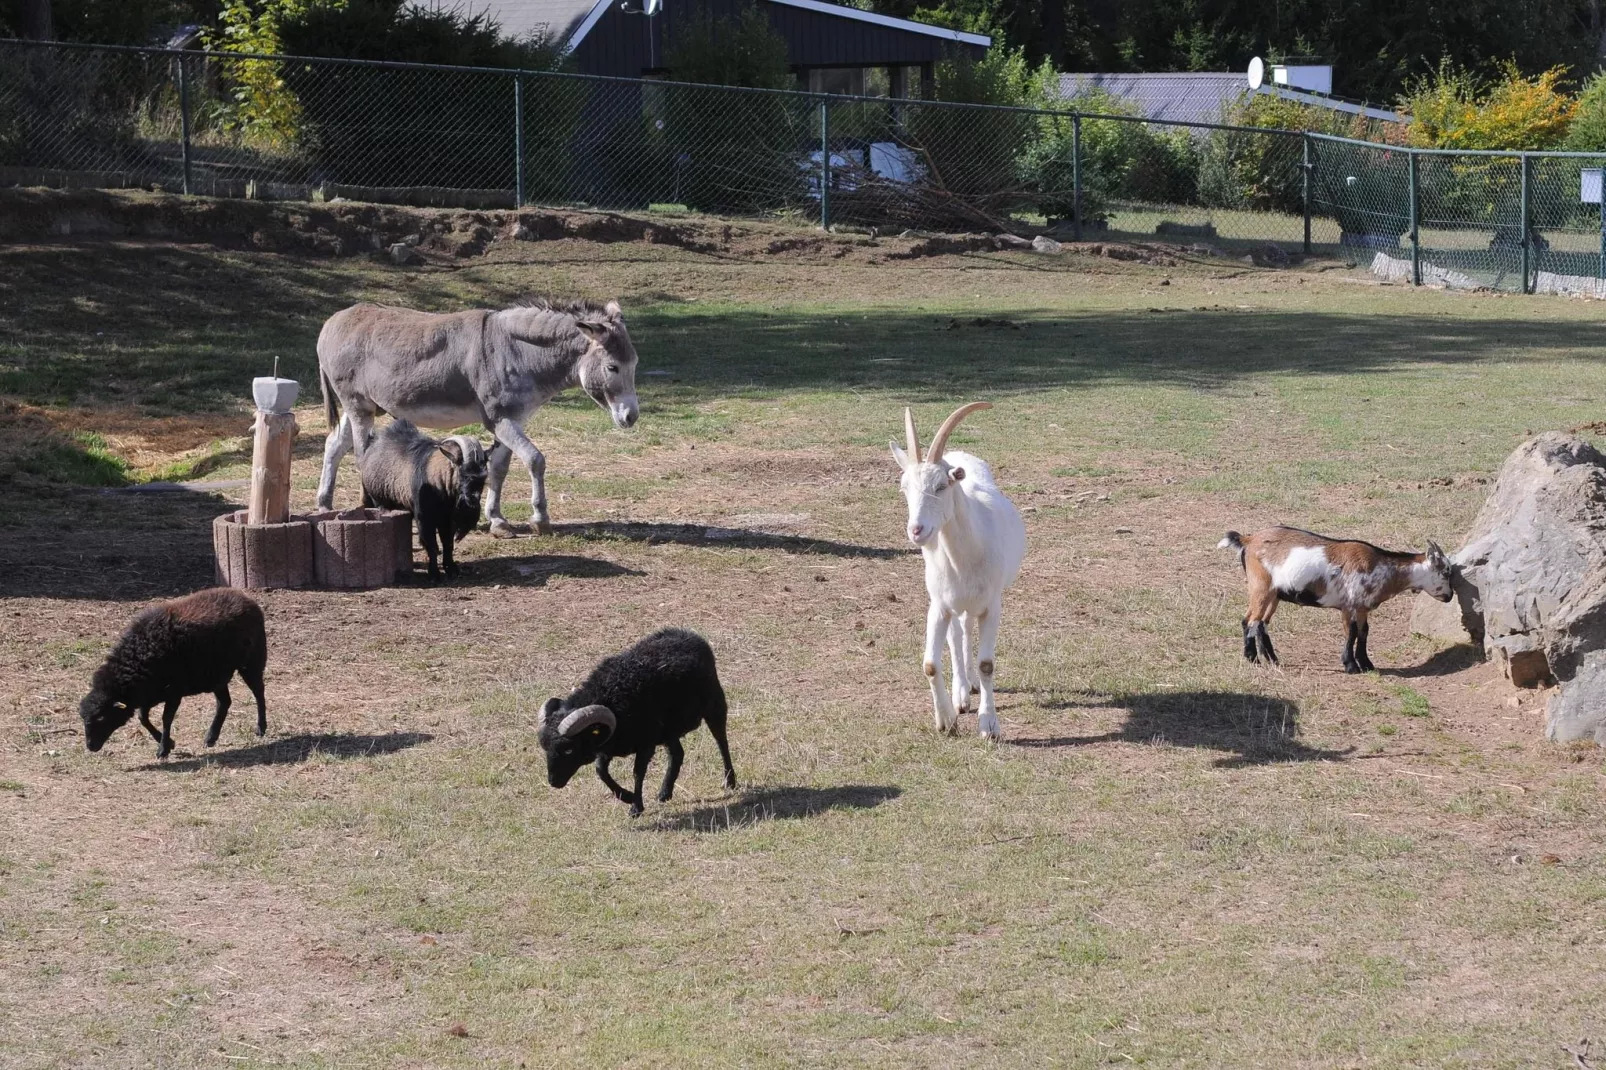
[
  {"x1": 1032, "y1": 235, "x2": 1063, "y2": 254},
  {"x1": 389, "y1": 243, "x2": 420, "y2": 266},
  {"x1": 1490, "y1": 633, "x2": 1552, "y2": 688},
  {"x1": 1114, "y1": 527, "x2": 1133, "y2": 534},
  {"x1": 994, "y1": 233, "x2": 1032, "y2": 249}
]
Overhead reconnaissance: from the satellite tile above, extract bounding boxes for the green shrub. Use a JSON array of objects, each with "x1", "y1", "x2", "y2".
[
  {"x1": 1024, "y1": 88, "x2": 1198, "y2": 220},
  {"x1": 1565, "y1": 71, "x2": 1606, "y2": 151},
  {"x1": 271, "y1": 0, "x2": 572, "y2": 193}
]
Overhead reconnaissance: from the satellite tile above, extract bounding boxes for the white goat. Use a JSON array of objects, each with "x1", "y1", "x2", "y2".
[{"x1": 890, "y1": 402, "x2": 1026, "y2": 739}]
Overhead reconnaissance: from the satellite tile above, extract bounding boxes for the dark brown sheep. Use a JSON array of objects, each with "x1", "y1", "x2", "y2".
[{"x1": 79, "y1": 588, "x2": 268, "y2": 759}]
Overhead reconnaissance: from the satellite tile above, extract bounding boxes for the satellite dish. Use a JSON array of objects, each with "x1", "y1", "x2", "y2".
[
  {"x1": 644, "y1": 0, "x2": 661, "y2": 14},
  {"x1": 1247, "y1": 56, "x2": 1265, "y2": 90}
]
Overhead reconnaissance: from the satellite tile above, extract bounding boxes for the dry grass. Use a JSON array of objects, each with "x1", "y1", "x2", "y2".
[{"x1": 2, "y1": 230, "x2": 1605, "y2": 1068}]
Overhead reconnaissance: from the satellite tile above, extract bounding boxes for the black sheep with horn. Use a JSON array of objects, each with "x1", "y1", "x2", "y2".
[{"x1": 536, "y1": 628, "x2": 737, "y2": 816}]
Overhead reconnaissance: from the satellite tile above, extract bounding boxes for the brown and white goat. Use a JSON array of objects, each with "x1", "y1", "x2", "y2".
[{"x1": 1219, "y1": 527, "x2": 1454, "y2": 673}]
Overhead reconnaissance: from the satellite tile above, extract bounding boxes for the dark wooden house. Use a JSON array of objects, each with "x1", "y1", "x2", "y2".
[{"x1": 486, "y1": 0, "x2": 989, "y2": 94}]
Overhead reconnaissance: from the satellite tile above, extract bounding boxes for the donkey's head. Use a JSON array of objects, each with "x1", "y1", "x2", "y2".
[
  {"x1": 889, "y1": 402, "x2": 991, "y2": 547},
  {"x1": 573, "y1": 301, "x2": 640, "y2": 430}
]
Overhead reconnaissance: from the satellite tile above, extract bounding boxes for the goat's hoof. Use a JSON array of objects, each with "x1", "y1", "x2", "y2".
[
  {"x1": 1342, "y1": 662, "x2": 1361, "y2": 674},
  {"x1": 629, "y1": 805, "x2": 644, "y2": 818},
  {"x1": 204, "y1": 736, "x2": 218, "y2": 748},
  {"x1": 724, "y1": 774, "x2": 738, "y2": 790},
  {"x1": 1358, "y1": 660, "x2": 1376, "y2": 673}
]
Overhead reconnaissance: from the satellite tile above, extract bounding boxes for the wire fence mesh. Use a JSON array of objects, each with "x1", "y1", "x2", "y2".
[{"x1": 7, "y1": 38, "x2": 1606, "y2": 294}]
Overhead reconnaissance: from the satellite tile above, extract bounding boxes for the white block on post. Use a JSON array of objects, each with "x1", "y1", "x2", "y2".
[{"x1": 248, "y1": 376, "x2": 300, "y2": 526}]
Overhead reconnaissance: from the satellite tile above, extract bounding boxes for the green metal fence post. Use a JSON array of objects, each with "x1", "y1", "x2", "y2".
[
  {"x1": 177, "y1": 52, "x2": 192, "y2": 195},
  {"x1": 1408, "y1": 150, "x2": 1420, "y2": 286},
  {"x1": 1520, "y1": 153, "x2": 1531, "y2": 294},
  {"x1": 819, "y1": 100, "x2": 830, "y2": 230},
  {"x1": 513, "y1": 72, "x2": 524, "y2": 207},
  {"x1": 1598, "y1": 161, "x2": 1605, "y2": 281},
  {"x1": 1072, "y1": 113, "x2": 1082, "y2": 242},
  {"x1": 1302, "y1": 133, "x2": 1312, "y2": 255}
]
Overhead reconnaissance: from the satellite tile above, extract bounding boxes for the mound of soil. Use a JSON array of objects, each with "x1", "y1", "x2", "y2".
[{"x1": 0, "y1": 187, "x2": 1210, "y2": 269}]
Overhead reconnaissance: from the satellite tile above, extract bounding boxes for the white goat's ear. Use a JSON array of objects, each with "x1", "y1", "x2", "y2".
[
  {"x1": 889, "y1": 441, "x2": 909, "y2": 470},
  {"x1": 948, "y1": 466, "x2": 965, "y2": 484}
]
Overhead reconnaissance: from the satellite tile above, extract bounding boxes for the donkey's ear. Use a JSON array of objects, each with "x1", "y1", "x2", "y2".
[
  {"x1": 576, "y1": 319, "x2": 608, "y2": 343},
  {"x1": 438, "y1": 440, "x2": 464, "y2": 465},
  {"x1": 604, "y1": 300, "x2": 623, "y2": 319}
]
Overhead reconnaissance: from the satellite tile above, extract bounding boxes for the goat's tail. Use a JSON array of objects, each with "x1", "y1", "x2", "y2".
[
  {"x1": 321, "y1": 366, "x2": 340, "y2": 431},
  {"x1": 1217, "y1": 530, "x2": 1246, "y2": 570}
]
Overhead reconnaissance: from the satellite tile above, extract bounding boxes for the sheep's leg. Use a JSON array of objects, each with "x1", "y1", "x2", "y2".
[
  {"x1": 1354, "y1": 610, "x2": 1375, "y2": 672},
  {"x1": 488, "y1": 418, "x2": 550, "y2": 536},
  {"x1": 138, "y1": 707, "x2": 162, "y2": 743},
  {"x1": 629, "y1": 750, "x2": 653, "y2": 817},
  {"x1": 657, "y1": 739, "x2": 684, "y2": 802},
  {"x1": 436, "y1": 512, "x2": 458, "y2": 579},
  {"x1": 975, "y1": 601, "x2": 1003, "y2": 741},
  {"x1": 924, "y1": 602, "x2": 958, "y2": 735},
  {"x1": 204, "y1": 687, "x2": 231, "y2": 748},
  {"x1": 241, "y1": 665, "x2": 267, "y2": 737},
  {"x1": 419, "y1": 516, "x2": 443, "y2": 582},
  {"x1": 315, "y1": 413, "x2": 354, "y2": 511},
  {"x1": 157, "y1": 697, "x2": 181, "y2": 760},
  {"x1": 705, "y1": 707, "x2": 738, "y2": 790},
  {"x1": 594, "y1": 755, "x2": 634, "y2": 804},
  {"x1": 1340, "y1": 610, "x2": 1360, "y2": 674},
  {"x1": 948, "y1": 613, "x2": 972, "y2": 719}
]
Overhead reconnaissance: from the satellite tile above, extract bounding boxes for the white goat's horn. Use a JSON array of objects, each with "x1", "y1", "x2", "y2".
[
  {"x1": 904, "y1": 407, "x2": 922, "y2": 464},
  {"x1": 558, "y1": 704, "x2": 616, "y2": 738},
  {"x1": 927, "y1": 401, "x2": 992, "y2": 461}
]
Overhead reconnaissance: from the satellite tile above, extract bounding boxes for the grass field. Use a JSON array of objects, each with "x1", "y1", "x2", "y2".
[{"x1": 2, "y1": 225, "x2": 1605, "y2": 1068}]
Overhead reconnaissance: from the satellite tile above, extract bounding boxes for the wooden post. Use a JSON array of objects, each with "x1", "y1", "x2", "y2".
[{"x1": 248, "y1": 410, "x2": 297, "y2": 525}]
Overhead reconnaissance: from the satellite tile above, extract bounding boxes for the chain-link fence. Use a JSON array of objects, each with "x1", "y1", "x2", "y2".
[{"x1": 6, "y1": 38, "x2": 1606, "y2": 294}]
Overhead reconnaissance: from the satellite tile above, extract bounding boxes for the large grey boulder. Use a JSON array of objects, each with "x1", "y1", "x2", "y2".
[{"x1": 1431, "y1": 433, "x2": 1606, "y2": 742}]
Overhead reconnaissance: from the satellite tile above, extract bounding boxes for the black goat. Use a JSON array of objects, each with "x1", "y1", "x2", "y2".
[
  {"x1": 537, "y1": 628, "x2": 737, "y2": 816},
  {"x1": 357, "y1": 419, "x2": 489, "y2": 581},
  {"x1": 80, "y1": 588, "x2": 268, "y2": 759}
]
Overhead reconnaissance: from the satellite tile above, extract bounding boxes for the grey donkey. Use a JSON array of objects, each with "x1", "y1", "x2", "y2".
[{"x1": 317, "y1": 297, "x2": 639, "y2": 536}]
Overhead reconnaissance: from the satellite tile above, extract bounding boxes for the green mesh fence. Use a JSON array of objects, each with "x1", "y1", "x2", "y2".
[{"x1": 7, "y1": 39, "x2": 1606, "y2": 293}]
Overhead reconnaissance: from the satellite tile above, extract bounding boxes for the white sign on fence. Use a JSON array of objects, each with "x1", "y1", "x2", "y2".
[{"x1": 1582, "y1": 168, "x2": 1603, "y2": 205}]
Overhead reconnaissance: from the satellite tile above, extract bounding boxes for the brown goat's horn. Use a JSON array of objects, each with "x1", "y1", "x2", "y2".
[
  {"x1": 927, "y1": 402, "x2": 993, "y2": 461},
  {"x1": 904, "y1": 407, "x2": 922, "y2": 464},
  {"x1": 558, "y1": 704, "x2": 616, "y2": 739}
]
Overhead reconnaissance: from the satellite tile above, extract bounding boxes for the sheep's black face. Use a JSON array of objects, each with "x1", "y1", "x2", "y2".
[
  {"x1": 79, "y1": 690, "x2": 135, "y2": 752},
  {"x1": 537, "y1": 698, "x2": 613, "y2": 788}
]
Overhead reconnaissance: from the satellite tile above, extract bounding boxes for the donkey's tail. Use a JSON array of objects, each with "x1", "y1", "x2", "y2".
[{"x1": 321, "y1": 366, "x2": 340, "y2": 430}]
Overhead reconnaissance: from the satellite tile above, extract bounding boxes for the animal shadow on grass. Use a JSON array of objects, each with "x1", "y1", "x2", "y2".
[
  {"x1": 1380, "y1": 643, "x2": 1484, "y2": 678},
  {"x1": 552, "y1": 521, "x2": 908, "y2": 561},
  {"x1": 648, "y1": 785, "x2": 902, "y2": 833},
  {"x1": 451, "y1": 552, "x2": 642, "y2": 588},
  {"x1": 1013, "y1": 691, "x2": 1352, "y2": 768},
  {"x1": 141, "y1": 731, "x2": 432, "y2": 772}
]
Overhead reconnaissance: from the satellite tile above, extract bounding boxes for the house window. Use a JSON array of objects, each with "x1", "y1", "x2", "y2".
[{"x1": 809, "y1": 67, "x2": 867, "y2": 97}]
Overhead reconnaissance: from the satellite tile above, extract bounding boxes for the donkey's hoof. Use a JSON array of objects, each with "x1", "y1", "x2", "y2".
[
  {"x1": 488, "y1": 519, "x2": 520, "y2": 540},
  {"x1": 533, "y1": 520, "x2": 553, "y2": 536}
]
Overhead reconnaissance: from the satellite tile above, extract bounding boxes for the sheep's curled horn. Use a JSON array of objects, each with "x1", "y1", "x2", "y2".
[
  {"x1": 557, "y1": 704, "x2": 616, "y2": 739},
  {"x1": 904, "y1": 402, "x2": 993, "y2": 465}
]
